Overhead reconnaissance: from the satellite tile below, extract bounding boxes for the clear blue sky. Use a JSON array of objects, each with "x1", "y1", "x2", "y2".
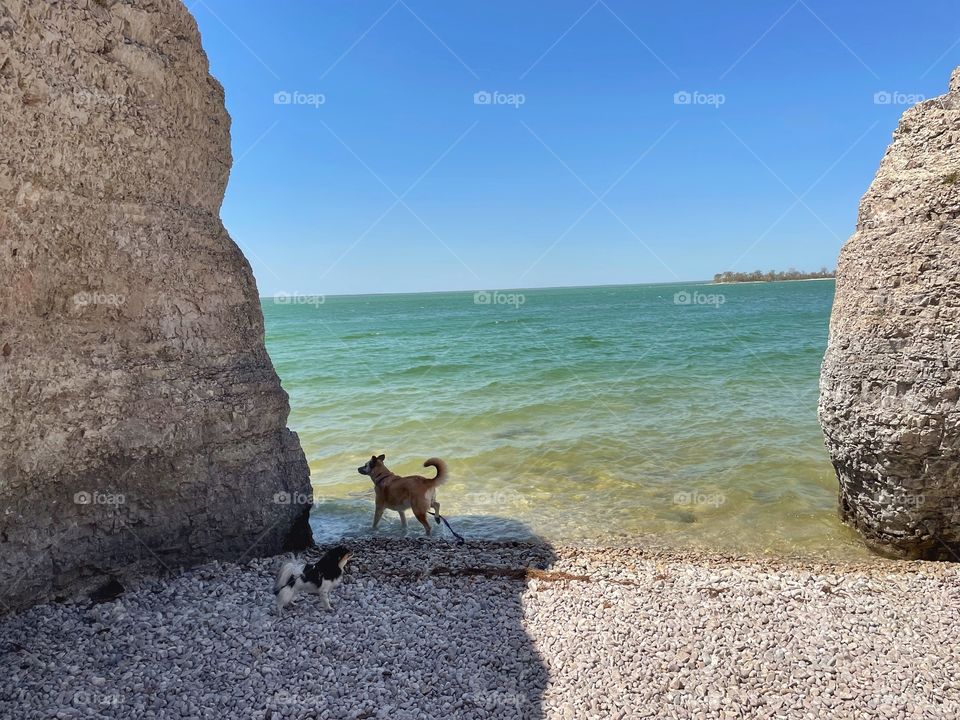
[{"x1": 191, "y1": 0, "x2": 959, "y2": 296}]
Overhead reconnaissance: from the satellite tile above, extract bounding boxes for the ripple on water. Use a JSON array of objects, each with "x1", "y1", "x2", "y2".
[{"x1": 264, "y1": 281, "x2": 868, "y2": 560}]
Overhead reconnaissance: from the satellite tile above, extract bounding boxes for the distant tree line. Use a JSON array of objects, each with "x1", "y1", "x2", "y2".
[{"x1": 712, "y1": 267, "x2": 835, "y2": 284}]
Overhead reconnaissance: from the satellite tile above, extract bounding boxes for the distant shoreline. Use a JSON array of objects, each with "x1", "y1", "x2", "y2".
[
  {"x1": 259, "y1": 277, "x2": 835, "y2": 301},
  {"x1": 708, "y1": 277, "x2": 836, "y2": 286}
]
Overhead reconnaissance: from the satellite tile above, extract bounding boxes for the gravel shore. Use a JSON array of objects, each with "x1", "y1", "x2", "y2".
[{"x1": 2, "y1": 539, "x2": 959, "y2": 719}]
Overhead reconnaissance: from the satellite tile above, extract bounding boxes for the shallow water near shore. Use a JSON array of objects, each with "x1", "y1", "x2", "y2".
[{"x1": 263, "y1": 279, "x2": 869, "y2": 560}]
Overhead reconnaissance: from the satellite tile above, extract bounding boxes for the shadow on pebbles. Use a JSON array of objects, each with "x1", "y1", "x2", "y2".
[{"x1": 2, "y1": 538, "x2": 960, "y2": 719}]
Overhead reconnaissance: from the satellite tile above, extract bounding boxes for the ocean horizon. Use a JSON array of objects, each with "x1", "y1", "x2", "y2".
[
  {"x1": 259, "y1": 276, "x2": 835, "y2": 301},
  {"x1": 263, "y1": 278, "x2": 867, "y2": 560}
]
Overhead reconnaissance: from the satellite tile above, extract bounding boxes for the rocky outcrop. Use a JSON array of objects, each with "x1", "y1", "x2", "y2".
[
  {"x1": 820, "y1": 67, "x2": 960, "y2": 559},
  {"x1": 0, "y1": 0, "x2": 312, "y2": 611}
]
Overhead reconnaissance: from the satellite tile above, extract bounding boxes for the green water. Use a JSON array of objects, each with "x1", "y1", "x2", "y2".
[{"x1": 263, "y1": 280, "x2": 869, "y2": 559}]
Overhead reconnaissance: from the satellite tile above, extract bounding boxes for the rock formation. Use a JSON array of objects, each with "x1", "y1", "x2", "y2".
[
  {"x1": 0, "y1": 0, "x2": 312, "y2": 611},
  {"x1": 820, "y1": 66, "x2": 960, "y2": 559}
]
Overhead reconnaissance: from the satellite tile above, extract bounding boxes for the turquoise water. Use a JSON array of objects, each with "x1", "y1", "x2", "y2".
[{"x1": 263, "y1": 280, "x2": 868, "y2": 559}]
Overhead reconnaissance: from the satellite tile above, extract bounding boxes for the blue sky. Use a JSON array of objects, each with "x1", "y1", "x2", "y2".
[{"x1": 192, "y1": 0, "x2": 959, "y2": 296}]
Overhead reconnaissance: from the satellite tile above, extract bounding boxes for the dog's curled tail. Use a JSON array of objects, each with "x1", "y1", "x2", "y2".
[
  {"x1": 274, "y1": 560, "x2": 301, "y2": 615},
  {"x1": 423, "y1": 457, "x2": 448, "y2": 485},
  {"x1": 274, "y1": 560, "x2": 299, "y2": 595}
]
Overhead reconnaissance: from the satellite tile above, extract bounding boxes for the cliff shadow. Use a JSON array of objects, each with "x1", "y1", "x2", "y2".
[
  {"x1": 267, "y1": 517, "x2": 557, "y2": 719},
  {"x1": 0, "y1": 518, "x2": 557, "y2": 720}
]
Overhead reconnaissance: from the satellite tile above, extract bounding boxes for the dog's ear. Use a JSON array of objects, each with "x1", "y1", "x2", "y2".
[{"x1": 377, "y1": 454, "x2": 385, "y2": 461}]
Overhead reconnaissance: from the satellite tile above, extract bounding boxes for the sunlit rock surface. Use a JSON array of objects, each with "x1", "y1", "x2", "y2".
[{"x1": 0, "y1": 0, "x2": 312, "y2": 610}]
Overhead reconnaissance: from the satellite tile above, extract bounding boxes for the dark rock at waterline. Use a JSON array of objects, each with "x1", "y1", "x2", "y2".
[{"x1": 819, "y1": 66, "x2": 960, "y2": 559}]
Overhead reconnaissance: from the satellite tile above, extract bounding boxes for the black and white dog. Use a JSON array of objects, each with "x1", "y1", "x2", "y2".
[{"x1": 274, "y1": 546, "x2": 353, "y2": 615}]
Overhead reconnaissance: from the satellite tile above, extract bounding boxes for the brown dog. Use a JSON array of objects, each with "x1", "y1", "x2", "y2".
[{"x1": 357, "y1": 454, "x2": 447, "y2": 535}]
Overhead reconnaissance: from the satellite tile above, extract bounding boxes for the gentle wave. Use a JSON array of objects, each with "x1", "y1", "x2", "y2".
[{"x1": 264, "y1": 280, "x2": 866, "y2": 559}]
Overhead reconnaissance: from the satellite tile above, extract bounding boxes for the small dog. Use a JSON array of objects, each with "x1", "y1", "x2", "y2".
[
  {"x1": 273, "y1": 546, "x2": 353, "y2": 615},
  {"x1": 358, "y1": 454, "x2": 447, "y2": 535}
]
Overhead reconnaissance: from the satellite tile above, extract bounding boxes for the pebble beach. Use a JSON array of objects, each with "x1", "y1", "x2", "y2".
[{"x1": 3, "y1": 539, "x2": 959, "y2": 720}]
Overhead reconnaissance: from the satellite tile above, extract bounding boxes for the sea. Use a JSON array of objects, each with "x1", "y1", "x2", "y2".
[{"x1": 263, "y1": 279, "x2": 870, "y2": 560}]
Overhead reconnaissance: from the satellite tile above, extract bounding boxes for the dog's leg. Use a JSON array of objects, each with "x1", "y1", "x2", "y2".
[
  {"x1": 320, "y1": 584, "x2": 332, "y2": 610},
  {"x1": 276, "y1": 585, "x2": 293, "y2": 617},
  {"x1": 276, "y1": 591, "x2": 289, "y2": 617},
  {"x1": 373, "y1": 502, "x2": 385, "y2": 530},
  {"x1": 431, "y1": 497, "x2": 441, "y2": 524},
  {"x1": 413, "y1": 508, "x2": 431, "y2": 536},
  {"x1": 398, "y1": 510, "x2": 408, "y2": 531}
]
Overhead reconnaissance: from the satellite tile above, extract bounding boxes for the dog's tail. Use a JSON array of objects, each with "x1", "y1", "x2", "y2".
[
  {"x1": 423, "y1": 457, "x2": 447, "y2": 485},
  {"x1": 274, "y1": 560, "x2": 301, "y2": 614},
  {"x1": 274, "y1": 560, "x2": 299, "y2": 595}
]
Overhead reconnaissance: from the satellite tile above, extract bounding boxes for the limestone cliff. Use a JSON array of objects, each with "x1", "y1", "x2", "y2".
[
  {"x1": 0, "y1": 0, "x2": 312, "y2": 610},
  {"x1": 820, "y1": 66, "x2": 960, "y2": 559}
]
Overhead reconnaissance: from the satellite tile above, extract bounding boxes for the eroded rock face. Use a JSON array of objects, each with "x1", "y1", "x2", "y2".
[
  {"x1": 0, "y1": 0, "x2": 312, "y2": 610},
  {"x1": 820, "y1": 67, "x2": 960, "y2": 559}
]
